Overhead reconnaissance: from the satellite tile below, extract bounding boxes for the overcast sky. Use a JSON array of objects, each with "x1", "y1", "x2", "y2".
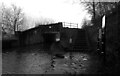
[{"x1": 0, "y1": 0, "x2": 91, "y2": 28}]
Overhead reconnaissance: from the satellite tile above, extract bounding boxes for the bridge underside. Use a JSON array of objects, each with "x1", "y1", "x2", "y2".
[{"x1": 43, "y1": 28, "x2": 89, "y2": 52}]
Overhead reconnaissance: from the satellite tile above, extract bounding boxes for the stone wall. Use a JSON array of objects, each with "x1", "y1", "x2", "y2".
[
  {"x1": 60, "y1": 28, "x2": 78, "y2": 48},
  {"x1": 19, "y1": 22, "x2": 63, "y2": 46}
]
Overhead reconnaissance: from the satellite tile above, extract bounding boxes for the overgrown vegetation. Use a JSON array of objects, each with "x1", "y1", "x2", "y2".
[{"x1": 81, "y1": 1, "x2": 120, "y2": 73}]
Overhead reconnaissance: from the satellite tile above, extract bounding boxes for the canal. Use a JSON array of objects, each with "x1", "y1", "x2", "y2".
[{"x1": 2, "y1": 44, "x2": 102, "y2": 74}]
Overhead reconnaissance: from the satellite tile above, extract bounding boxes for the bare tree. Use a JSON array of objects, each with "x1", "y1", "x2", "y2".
[
  {"x1": 80, "y1": 0, "x2": 119, "y2": 18},
  {"x1": 0, "y1": 4, "x2": 25, "y2": 34}
]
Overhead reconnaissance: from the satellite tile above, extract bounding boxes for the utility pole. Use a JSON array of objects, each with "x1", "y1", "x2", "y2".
[
  {"x1": 14, "y1": 18, "x2": 17, "y2": 34},
  {"x1": 93, "y1": 0, "x2": 95, "y2": 24}
]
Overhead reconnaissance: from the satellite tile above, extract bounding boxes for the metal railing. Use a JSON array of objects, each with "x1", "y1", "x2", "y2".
[{"x1": 62, "y1": 22, "x2": 78, "y2": 28}]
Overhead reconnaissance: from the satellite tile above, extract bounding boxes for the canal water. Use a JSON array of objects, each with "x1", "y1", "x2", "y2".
[{"x1": 2, "y1": 44, "x2": 102, "y2": 74}]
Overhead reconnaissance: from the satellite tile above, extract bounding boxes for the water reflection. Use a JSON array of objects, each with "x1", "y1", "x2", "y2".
[{"x1": 2, "y1": 44, "x2": 92, "y2": 74}]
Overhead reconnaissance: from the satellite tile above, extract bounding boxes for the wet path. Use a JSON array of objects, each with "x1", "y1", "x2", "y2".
[{"x1": 2, "y1": 45, "x2": 102, "y2": 74}]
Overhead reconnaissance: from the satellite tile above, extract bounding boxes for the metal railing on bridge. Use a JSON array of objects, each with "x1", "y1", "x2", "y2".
[{"x1": 62, "y1": 22, "x2": 78, "y2": 28}]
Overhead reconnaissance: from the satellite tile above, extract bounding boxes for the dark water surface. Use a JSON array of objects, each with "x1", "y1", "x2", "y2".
[{"x1": 2, "y1": 44, "x2": 102, "y2": 74}]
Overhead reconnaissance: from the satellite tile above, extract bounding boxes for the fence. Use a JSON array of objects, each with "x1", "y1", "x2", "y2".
[{"x1": 62, "y1": 22, "x2": 78, "y2": 28}]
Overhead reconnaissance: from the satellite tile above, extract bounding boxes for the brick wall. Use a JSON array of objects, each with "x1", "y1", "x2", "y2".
[{"x1": 19, "y1": 22, "x2": 63, "y2": 46}]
